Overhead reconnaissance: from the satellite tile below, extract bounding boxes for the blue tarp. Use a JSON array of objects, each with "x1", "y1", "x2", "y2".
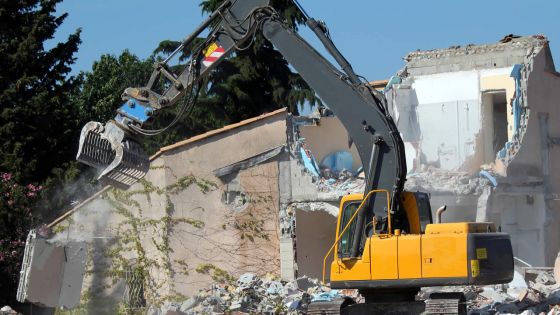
[
  {"x1": 299, "y1": 147, "x2": 320, "y2": 177},
  {"x1": 383, "y1": 75, "x2": 402, "y2": 94},
  {"x1": 311, "y1": 290, "x2": 341, "y2": 302},
  {"x1": 510, "y1": 64, "x2": 523, "y2": 132},
  {"x1": 320, "y1": 151, "x2": 354, "y2": 173}
]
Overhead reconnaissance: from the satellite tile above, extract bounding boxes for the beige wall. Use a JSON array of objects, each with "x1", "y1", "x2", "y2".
[
  {"x1": 480, "y1": 74, "x2": 515, "y2": 140},
  {"x1": 492, "y1": 46, "x2": 560, "y2": 266},
  {"x1": 61, "y1": 111, "x2": 288, "y2": 310},
  {"x1": 151, "y1": 112, "x2": 287, "y2": 296},
  {"x1": 519, "y1": 46, "x2": 560, "y2": 265}
]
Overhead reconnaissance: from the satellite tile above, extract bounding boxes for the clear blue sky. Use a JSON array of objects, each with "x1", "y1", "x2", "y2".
[{"x1": 52, "y1": 0, "x2": 560, "y2": 81}]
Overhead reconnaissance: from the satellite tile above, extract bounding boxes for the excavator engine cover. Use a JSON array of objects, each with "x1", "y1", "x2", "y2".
[{"x1": 77, "y1": 121, "x2": 149, "y2": 189}]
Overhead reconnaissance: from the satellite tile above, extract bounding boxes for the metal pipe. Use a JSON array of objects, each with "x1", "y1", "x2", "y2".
[{"x1": 435, "y1": 205, "x2": 447, "y2": 224}]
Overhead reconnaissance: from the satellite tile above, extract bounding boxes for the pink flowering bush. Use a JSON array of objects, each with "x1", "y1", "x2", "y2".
[{"x1": 0, "y1": 172, "x2": 40, "y2": 296}]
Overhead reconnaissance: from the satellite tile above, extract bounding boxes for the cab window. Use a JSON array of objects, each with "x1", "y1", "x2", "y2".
[{"x1": 338, "y1": 202, "x2": 360, "y2": 258}]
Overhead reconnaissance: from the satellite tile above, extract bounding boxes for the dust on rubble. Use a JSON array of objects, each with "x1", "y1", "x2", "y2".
[{"x1": 148, "y1": 269, "x2": 560, "y2": 315}]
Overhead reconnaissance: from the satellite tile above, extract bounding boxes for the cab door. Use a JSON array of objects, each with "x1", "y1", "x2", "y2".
[{"x1": 331, "y1": 197, "x2": 372, "y2": 281}]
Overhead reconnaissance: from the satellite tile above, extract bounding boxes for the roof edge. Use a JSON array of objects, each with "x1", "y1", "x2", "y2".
[{"x1": 150, "y1": 107, "x2": 287, "y2": 160}]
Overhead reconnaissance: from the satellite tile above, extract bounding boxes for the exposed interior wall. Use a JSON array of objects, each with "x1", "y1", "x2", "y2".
[
  {"x1": 294, "y1": 205, "x2": 337, "y2": 281},
  {"x1": 480, "y1": 91, "x2": 508, "y2": 164},
  {"x1": 397, "y1": 68, "x2": 517, "y2": 172},
  {"x1": 479, "y1": 72, "x2": 515, "y2": 140},
  {"x1": 299, "y1": 117, "x2": 361, "y2": 173}
]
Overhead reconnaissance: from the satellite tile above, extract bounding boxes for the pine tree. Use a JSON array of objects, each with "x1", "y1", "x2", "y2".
[
  {"x1": 0, "y1": 0, "x2": 81, "y2": 183},
  {"x1": 0, "y1": 0, "x2": 81, "y2": 307}
]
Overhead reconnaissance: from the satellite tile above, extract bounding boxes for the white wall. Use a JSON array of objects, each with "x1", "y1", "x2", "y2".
[{"x1": 398, "y1": 68, "x2": 513, "y2": 171}]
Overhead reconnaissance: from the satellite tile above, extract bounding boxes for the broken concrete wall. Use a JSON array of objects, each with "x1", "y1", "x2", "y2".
[
  {"x1": 45, "y1": 110, "x2": 288, "y2": 312},
  {"x1": 292, "y1": 202, "x2": 338, "y2": 281},
  {"x1": 490, "y1": 193, "x2": 547, "y2": 266},
  {"x1": 388, "y1": 36, "x2": 560, "y2": 267},
  {"x1": 17, "y1": 230, "x2": 86, "y2": 309},
  {"x1": 48, "y1": 187, "x2": 166, "y2": 313},
  {"x1": 502, "y1": 42, "x2": 560, "y2": 266}
]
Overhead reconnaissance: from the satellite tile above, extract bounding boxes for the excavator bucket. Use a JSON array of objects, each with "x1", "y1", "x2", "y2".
[{"x1": 77, "y1": 121, "x2": 149, "y2": 189}]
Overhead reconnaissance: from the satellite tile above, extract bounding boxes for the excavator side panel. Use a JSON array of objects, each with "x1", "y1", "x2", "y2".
[
  {"x1": 421, "y1": 232, "x2": 469, "y2": 279},
  {"x1": 397, "y1": 235, "x2": 422, "y2": 279},
  {"x1": 331, "y1": 239, "x2": 372, "y2": 281},
  {"x1": 370, "y1": 236, "x2": 398, "y2": 279}
]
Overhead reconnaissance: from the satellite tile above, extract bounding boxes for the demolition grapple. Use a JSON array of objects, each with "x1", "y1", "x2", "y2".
[
  {"x1": 77, "y1": 121, "x2": 149, "y2": 190},
  {"x1": 77, "y1": 90, "x2": 155, "y2": 189},
  {"x1": 75, "y1": 0, "x2": 271, "y2": 189}
]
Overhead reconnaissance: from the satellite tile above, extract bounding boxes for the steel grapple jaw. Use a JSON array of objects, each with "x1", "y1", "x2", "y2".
[{"x1": 77, "y1": 121, "x2": 149, "y2": 189}]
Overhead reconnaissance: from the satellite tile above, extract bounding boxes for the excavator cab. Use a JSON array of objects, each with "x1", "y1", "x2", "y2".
[{"x1": 337, "y1": 191, "x2": 432, "y2": 260}]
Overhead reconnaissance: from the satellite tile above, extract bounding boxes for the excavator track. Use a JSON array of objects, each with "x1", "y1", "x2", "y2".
[
  {"x1": 424, "y1": 292, "x2": 467, "y2": 315},
  {"x1": 307, "y1": 297, "x2": 355, "y2": 315}
]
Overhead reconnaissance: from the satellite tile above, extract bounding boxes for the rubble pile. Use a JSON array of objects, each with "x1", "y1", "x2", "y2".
[
  {"x1": 149, "y1": 269, "x2": 560, "y2": 315},
  {"x1": 463, "y1": 270, "x2": 560, "y2": 314},
  {"x1": 406, "y1": 166, "x2": 491, "y2": 195},
  {"x1": 149, "y1": 274, "x2": 344, "y2": 315},
  {"x1": 316, "y1": 171, "x2": 365, "y2": 199}
]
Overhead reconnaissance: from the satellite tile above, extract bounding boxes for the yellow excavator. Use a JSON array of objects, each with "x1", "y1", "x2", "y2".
[{"x1": 76, "y1": 1, "x2": 514, "y2": 313}]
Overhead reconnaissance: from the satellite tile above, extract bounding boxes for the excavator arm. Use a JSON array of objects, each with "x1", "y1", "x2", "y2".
[{"x1": 77, "y1": 0, "x2": 406, "y2": 258}]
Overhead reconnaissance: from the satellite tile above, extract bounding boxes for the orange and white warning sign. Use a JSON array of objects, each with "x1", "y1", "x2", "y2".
[{"x1": 203, "y1": 42, "x2": 225, "y2": 67}]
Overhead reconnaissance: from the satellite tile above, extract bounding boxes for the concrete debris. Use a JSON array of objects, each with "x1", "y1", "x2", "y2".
[
  {"x1": 141, "y1": 269, "x2": 560, "y2": 315},
  {"x1": 316, "y1": 176, "x2": 364, "y2": 200},
  {"x1": 0, "y1": 306, "x2": 18, "y2": 315},
  {"x1": 148, "y1": 274, "x2": 342, "y2": 315},
  {"x1": 466, "y1": 270, "x2": 560, "y2": 315},
  {"x1": 406, "y1": 166, "x2": 491, "y2": 195}
]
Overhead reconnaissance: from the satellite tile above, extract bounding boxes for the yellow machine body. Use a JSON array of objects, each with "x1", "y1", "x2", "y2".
[{"x1": 328, "y1": 192, "x2": 513, "y2": 290}]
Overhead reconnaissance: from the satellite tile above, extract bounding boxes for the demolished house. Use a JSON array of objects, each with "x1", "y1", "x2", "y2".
[
  {"x1": 386, "y1": 34, "x2": 560, "y2": 267},
  {"x1": 16, "y1": 35, "x2": 560, "y2": 313}
]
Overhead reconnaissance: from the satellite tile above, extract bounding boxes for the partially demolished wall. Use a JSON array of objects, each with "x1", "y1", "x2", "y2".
[{"x1": 385, "y1": 35, "x2": 560, "y2": 266}]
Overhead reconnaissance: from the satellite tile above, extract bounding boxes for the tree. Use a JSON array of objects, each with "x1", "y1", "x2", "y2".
[
  {"x1": 0, "y1": 173, "x2": 41, "y2": 306},
  {"x1": 75, "y1": 51, "x2": 154, "y2": 123},
  {"x1": 0, "y1": 0, "x2": 82, "y2": 183},
  {"x1": 0, "y1": 0, "x2": 81, "y2": 306},
  {"x1": 147, "y1": 0, "x2": 320, "y2": 150}
]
